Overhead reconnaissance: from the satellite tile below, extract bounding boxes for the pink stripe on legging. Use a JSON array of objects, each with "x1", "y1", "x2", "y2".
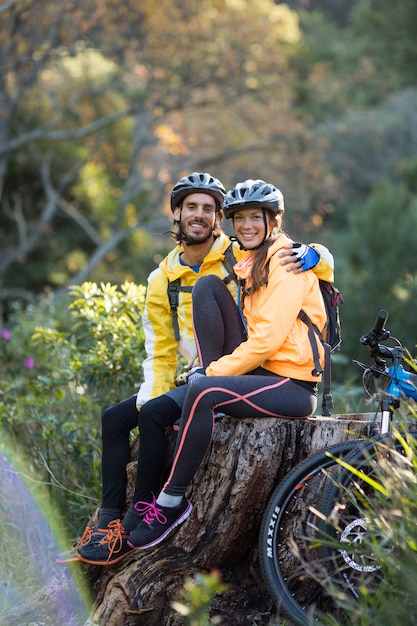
[{"x1": 165, "y1": 377, "x2": 295, "y2": 487}]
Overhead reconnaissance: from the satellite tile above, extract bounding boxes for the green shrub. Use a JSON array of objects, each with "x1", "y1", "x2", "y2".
[
  {"x1": 0, "y1": 282, "x2": 146, "y2": 538},
  {"x1": 172, "y1": 570, "x2": 228, "y2": 626}
]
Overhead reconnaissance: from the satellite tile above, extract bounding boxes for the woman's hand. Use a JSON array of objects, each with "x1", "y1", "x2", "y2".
[{"x1": 186, "y1": 367, "x2": 206, "y2": 384}]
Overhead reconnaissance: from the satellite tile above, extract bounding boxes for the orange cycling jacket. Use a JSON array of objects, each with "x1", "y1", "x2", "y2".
[{"x1": 206, "y1": 234, "x2": 328, "y2": 383}]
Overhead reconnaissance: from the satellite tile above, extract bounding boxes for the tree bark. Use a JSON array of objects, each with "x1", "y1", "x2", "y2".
[{"x1": 83, "y1": 414, "x2": 379, "y2": 626}]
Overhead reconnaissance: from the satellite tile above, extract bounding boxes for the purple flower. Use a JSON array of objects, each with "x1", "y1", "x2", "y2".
[
  {"x1": 1, "y1": 328, "x2": 10, "y2": 340},
  {"x1": 24, "y1": 358, "x2": 35, "y2": 369}
]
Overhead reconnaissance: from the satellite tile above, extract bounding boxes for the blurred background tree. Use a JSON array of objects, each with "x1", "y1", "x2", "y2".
[
  {"x1": 0, "y1": 0, "x2": 305, "y2": 293},
  {"x1": 0, "y1": 0, "x2": 416, "y2": 473},
  {"x1": 0, "y1": 0, "x2": 417, "y2": 614}
]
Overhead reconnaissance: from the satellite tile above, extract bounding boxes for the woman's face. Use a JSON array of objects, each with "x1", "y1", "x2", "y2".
[{"x1": 232, "y1": 208, "x2": 269, "y2": 249}]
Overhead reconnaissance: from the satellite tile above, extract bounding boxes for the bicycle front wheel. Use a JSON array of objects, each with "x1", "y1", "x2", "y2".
[{"x1": 259, "y1": 439, "x2": 362, "y2": 626}]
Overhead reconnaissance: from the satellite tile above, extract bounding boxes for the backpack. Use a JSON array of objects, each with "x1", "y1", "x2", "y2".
[
  {"x1": 298, "y1": 280, "x2": 343, "y2": 416},
  {"x1": 167, "y1": 243, "x2": 237, "y2": 341}
]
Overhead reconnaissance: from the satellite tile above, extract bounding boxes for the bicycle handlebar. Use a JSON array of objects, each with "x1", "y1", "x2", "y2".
[
  {"x1": 360, "y1": 309, "x2": 390, "y2": 350},
  {"x1": 356, "y1": 310, "x2": 417, "y2": 403},
  {"x1": 373, "y1": 309, "x2": 388, "y2": 336}
]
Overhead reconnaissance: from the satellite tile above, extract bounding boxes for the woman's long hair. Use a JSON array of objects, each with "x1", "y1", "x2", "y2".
[{"x1": 249, "y1": 210, "x2": 283, "y2": 293}]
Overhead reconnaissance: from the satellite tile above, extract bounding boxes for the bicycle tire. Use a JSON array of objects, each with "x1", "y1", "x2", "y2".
[
  {"x1": 258, "y1": 439, "x2": 363, "y2": 626},
  {"x1": 318, "y1": 431, "x2": 417, "y2": 600}
]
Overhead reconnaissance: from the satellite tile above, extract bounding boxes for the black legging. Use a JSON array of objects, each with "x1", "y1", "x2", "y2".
[
  {"x1": 101, "y1": 394, "x2": 181, "y2": 508},
  {"x1": 163, "y1": 275, "x2": 318, "y2": 498}
]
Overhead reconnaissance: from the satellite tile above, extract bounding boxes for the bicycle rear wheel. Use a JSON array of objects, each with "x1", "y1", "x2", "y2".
[{"x1": 258, "y1": 439, "x2": 363, "y2": 626}]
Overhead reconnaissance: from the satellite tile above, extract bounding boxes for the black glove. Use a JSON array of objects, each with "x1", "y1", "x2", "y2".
[{"x1": 186, "y1": 367, "x2": 206, "y2": 384}]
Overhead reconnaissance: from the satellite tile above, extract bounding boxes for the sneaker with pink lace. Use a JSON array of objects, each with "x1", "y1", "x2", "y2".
[{"x1": 127, "y1": 496, "x2": 192, "y2": 549}]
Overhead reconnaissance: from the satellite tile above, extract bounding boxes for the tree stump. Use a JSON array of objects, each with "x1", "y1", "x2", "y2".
[{"x1": 84, "y1": 414, "x2": 379, "y2": 626}]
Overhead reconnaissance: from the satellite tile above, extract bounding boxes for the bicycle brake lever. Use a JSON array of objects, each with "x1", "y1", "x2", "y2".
[
  {"x1": 353, "y1": 359, "x2": 387, "y2": 379},
  {"x1": 352, "y1": 359, "x2": 367, "y2": 371}
]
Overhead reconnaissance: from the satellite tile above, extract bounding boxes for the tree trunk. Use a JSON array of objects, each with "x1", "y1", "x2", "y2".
[{"x1": 83, "y1": 414, "x2": 379, "y2": 626}]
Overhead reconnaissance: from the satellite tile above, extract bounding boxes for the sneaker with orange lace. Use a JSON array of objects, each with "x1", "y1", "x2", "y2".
[
  {"x1": 56, "y1": 524, "x2": 110, "y2": 564},
  {"x1": 76, "y1": 519, "x2": 136, "y2": 566}
]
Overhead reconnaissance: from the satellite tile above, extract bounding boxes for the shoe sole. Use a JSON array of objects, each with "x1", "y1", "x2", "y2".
[
  {"x1": 128, "y1": 501, "x2": 193, "y2": 550},
  {"x1": 76, "y1": 547, "x2": 137, "y2": 566},
  {"x1": 56, "y1": 552, "x2": 82, "y2": 564}
]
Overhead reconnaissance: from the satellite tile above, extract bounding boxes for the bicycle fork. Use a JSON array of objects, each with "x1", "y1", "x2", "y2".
[{"x1": 380, "y1": 396, "x2": 397, "y2": 435}]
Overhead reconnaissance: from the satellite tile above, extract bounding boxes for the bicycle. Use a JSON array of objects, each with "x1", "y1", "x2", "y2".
[{"x1": 258, "y1": 310, "x2": 417, "y2": 625}]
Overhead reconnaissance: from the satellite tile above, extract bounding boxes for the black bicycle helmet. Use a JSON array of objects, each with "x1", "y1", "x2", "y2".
[
  {"x1": 223, "y1": 179, "x2": 284, "y2": 218},
  {"x1": 170, "y1": 172, "x2": 226, "y2": 212}
]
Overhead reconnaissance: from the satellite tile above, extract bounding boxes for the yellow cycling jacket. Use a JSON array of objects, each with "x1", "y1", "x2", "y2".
[
  {"x1": 206, "y1": 234, "x2": 328, "y2": 382},
  {"x1": 136, "y1": 233, "x2": 239, "y2": 407},
  {"x1": 136, "y1": 233, "x2": 333, "y2": 407}
]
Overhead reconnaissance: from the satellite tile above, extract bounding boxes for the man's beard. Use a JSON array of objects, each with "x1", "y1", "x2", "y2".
[{"x1": 179, "y1": 218, "x2": 214, "y2": 244}]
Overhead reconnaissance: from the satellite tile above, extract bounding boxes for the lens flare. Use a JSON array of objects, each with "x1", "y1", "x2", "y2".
[{"x1": 0, "y1": 443, "x2": 91, "y2": 624}]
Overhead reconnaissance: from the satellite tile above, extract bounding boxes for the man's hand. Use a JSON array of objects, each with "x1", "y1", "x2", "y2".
[{"x1": 278, "y1": 243, "x2": 320, "y2": 274}]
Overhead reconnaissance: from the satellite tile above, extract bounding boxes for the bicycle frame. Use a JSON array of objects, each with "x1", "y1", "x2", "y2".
[{"x1": 382, "y1": 356, "x2": 417, "y2": 432}]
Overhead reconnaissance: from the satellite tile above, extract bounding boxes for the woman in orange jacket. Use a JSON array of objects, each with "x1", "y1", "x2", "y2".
[{"x1": 125, "y1": 178, "x2": 328, "y2": 550}]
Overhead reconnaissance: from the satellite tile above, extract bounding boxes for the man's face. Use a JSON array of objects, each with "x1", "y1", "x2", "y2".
[{"x1": 173, "y1": 192, "x2": 219, "y2": 244}]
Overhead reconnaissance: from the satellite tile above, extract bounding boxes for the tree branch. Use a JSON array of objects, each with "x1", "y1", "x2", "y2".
[{"x1": 0, "y1": 105, "x2": 140, "y2": 158}]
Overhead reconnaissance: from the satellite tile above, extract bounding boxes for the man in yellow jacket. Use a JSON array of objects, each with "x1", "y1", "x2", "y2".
[{"x1": 60, "y1": 171, "x2": 333, "y2": 565}]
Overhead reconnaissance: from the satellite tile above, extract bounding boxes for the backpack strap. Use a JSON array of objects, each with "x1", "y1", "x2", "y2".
[
  {"x1": 167, "y1": 278, "x2": 193, "y2": 341},
  {"x1": 222, "y1": 243, "x2": 237, "y2": 285},
  {"x1": 298, "y1": 310, "x2": 333, "y2": 416},
  {"x1": 321, "y1": 342, "x2": 333, "y2": 416}
]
